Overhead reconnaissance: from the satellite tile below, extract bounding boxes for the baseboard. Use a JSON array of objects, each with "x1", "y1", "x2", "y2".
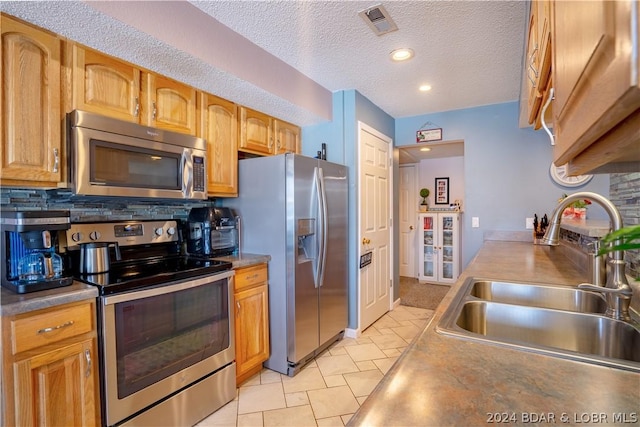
[{"x1": 393, "y1": 298, "x2": 401, "y2": 309}]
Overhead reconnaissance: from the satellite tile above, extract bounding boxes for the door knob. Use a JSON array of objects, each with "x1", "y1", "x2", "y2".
[
  {"x1": 362, "y1": 238, "x2": 371, "y2": 245},
  {"x1": 409, "y1": 226, "x2": 414, "y2": 230}
]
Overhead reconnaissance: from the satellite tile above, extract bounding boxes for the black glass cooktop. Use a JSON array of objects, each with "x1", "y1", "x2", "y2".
[{"x1": 76, "y1": 256, "x2": 232, "y2": 295}]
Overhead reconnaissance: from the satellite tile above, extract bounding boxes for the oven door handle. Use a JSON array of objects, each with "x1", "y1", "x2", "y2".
[{"x1": 101, "y1": 270, "x2": 235, "y2": 305}]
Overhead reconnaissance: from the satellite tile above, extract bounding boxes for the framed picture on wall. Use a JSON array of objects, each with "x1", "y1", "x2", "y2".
[{"x1": 435, "y1": 177, "x2": 449, "y2": 205}]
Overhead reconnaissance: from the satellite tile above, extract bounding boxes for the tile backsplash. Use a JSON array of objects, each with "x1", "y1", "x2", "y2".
[
  {"x1": 610, "y1": 172, "x2": 639, "y2": 279},
  {"x1": 0, "y1": 188, "x2": 214, "y2": 222}
]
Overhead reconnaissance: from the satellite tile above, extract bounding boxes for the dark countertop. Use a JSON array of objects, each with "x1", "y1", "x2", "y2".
[
  {"x1": 348, "y1": 241, "x2": 640, "y2": 426},
  {"x1": 213, "y1": 252, "x2": 271, "y2": 269},
  {"x1": 1, "y1": 281, "x2": 98, "y2": 317}
]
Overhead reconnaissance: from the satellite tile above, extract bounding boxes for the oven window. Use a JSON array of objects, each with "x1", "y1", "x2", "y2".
[
  {"x1": 113, "y1": 279, "x2": 230, "y2": 398},
  {"x1": 90, "y1": 139, "x2": 181, "y2": 189}
]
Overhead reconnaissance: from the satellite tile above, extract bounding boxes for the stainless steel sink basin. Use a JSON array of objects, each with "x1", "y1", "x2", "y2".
[
  {"x1": 437, "y1": 277, "x2": 640, "y2": 372},
  {"x1": 470, "y1": 280, "x2": 607, "y2": 313}
]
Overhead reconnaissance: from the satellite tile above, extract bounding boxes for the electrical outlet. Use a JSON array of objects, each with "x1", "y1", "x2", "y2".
[
  {"x1": 526, "y1": 217, "x2": 534, "y2": 229},
  {"x1": 472, "y1": 217, "x2": 480, "y2": 228}
]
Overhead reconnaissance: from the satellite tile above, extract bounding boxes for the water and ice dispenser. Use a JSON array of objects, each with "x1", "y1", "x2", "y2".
[{"x1": 297, "y1": 219, "x2": 316, "y2": 263}]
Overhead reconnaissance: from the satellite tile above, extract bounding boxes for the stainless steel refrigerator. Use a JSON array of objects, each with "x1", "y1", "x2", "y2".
[{"x1": 225, "y1": 153, "x2": 348, "y2": 376}]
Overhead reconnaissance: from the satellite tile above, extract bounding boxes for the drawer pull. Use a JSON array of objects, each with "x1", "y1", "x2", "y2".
[
  {"x1": 244, "y1": 274, "x2": 259, "y2": 280},
  {"x1": 37, "y1": 320, "x2": 74, "y2": 334}
]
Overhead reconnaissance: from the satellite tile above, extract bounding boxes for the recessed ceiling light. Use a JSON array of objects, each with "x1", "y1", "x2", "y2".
[
  {"x1": 420, "y1": 147, "x2": 431, "y2": 152},
  {"x1": 390, "y1": 48, "x2": 414, "y2": 62},
  {"x1": 419, "y1": 84, "x2": 432, "y2": 92}
]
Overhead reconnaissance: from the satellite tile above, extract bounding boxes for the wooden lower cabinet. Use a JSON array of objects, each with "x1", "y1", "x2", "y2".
[
  {"x1": 2, "y1": 299, "x2": 100, "y2": 426},
  {"x1": 233, "y1": 263, "x2": 270, "y2": 386}
]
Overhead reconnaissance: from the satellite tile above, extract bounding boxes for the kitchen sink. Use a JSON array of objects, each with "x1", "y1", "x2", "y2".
[
  {"x1": 469, "y1": 280, "x2": 607, "y2": 313},
  {"x1": 437, "y1": 277, "x2": 640, "y2": 372}
]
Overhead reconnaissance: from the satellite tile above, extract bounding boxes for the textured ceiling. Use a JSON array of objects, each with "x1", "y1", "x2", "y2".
[
  {"x1": 1, "y1": 1, "x2": 527, "y2": 129},
  {"x1": 190, "y1": 0, "x2": 527, "y2": 118}
]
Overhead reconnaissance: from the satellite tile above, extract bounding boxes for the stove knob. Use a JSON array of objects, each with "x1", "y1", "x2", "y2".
[
  {"x1": 167, "y1": 227, "x2": 176, "y2": 236},
  {"x1": 89, "y1": 231, "x2": 101, "y2": 240},
  {"x1": 71, "y1": 232, "x2": 83, "y2": 242},
  {"x1": 154, "y1": 227, "x2": 164, "y2": 236}
]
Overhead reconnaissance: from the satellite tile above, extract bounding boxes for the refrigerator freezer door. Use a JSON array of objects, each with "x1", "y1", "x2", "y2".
[
  {"x1": 289, "y1": 154, "x2": 321, "y2": 366},
  {"x1": 317, "y1": 160, "x2": 348, "y2": 346}
]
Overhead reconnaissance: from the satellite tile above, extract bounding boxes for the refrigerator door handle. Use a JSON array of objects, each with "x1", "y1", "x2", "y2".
[
  {"x1": 317, "y1": 167, "x2": 328, "y2": 288},
  {"x1": 312, "y1": 167, "x2": 322, "y2": 288}
]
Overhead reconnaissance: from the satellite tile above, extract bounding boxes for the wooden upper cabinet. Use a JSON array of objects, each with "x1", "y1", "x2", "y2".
[
  {"x1": 71, "y1": 44, "x2": 197, "y2": 136},
  {"x1": 1, "y1": 15, "x2": 62, "y2": 186},
  {"x1": 274, "y1": 119, "x2": 301, "y2": 154},
  {"x1": 142, "y1": 73, "x2": 197, "y2": 135},
  {"x1": 200, "y1": 93, "x2": 238, "y2": 196},
  {"x1": 553, "y1": 0, "x2": 640, "y2": 173},
  {"x1": 525, "y1": 0, "x2": 552, "y2": 128},
  {"x1": 71, "y1": 45, "x2": 141, "y2": 122},
  {"x1": 239, "y1": 107, "x2": 274, "y2": 155}
]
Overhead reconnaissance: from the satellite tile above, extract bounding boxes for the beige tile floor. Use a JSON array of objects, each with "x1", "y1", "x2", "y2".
[{"x1": 195, "y1": 305, "x2": 434, "y2": 427}]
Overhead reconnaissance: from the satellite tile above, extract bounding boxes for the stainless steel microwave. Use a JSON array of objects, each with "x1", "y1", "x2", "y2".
[{"x1": 67, "y1": 110, "x2": 207, "y2": 200}]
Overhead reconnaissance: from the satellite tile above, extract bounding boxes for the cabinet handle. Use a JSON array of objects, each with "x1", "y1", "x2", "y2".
[
  {"x1": 85, "y1": 349, "x2": 92, "y2": 378},
  {"x1": 244, "y1": 274, "x2": 259, "y2": 281},
  {"x1": 134, "y1": 97, "x2": 140, "y2": 117},
  {"x1": 541, "y1": 87, "x2": 555, "y2": 146},
  {"x1": 37, "y1": 320, "x2": 74, "y2": 334},
  {"x1": 236, "y1": 301, "x2": 241, "y2": 315},
  {"x1": 152, "y1": 101, "x2": 157, "y2": 120},
  {"x1": 52, "y1": 148, "x2": 59, "y2": 173},
  {"x1": 276, "y1": 139, "x2": 281, "y2": 151}
]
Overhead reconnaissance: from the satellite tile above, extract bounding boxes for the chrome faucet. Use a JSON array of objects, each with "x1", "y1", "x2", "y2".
[{"x1": 539, "y1": 192, "x2": 632, "y2": 321}]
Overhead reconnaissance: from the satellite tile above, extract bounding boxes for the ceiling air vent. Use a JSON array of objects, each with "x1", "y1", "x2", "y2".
[{"x1": 358, "y1": 4, "x2": 398, "y2": 36}]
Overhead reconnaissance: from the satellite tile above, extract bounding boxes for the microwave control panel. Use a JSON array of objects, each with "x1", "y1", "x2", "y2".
[{"x1": 193, "y1": 156, "x2": 205, "y2": 192}]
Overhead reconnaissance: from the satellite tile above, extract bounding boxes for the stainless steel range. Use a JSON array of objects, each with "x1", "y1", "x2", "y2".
[{"x1": 64, "y1": 220, "x2": 235, "y2": 427}]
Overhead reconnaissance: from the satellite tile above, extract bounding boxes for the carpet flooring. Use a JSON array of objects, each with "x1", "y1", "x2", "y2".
[{"x1": 399, "y1": 276, "x2": 450, "y2": 310}]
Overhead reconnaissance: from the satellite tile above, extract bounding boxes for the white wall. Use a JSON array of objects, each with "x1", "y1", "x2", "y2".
[{"x1": 418, "y1": 156, "x2": 465, "y2": 208}]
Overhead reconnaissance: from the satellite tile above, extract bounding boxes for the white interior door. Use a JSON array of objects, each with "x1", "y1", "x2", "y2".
[
  {"x1": 399, "y1": 165, "x2": 417, "y2": 278},
  {"x1": 358, "y1": 122, "x2": 391, "y2": 331}
]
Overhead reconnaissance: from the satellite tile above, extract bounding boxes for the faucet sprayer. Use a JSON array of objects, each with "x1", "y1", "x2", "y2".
[{"x1": 539, "y1": 192, "x2": 632, "y2": 321}]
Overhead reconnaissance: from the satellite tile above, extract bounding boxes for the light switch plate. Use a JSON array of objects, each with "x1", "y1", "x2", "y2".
[
  {"x1": 472, "y1": 217, "x2": 479, "y2": 228},
  {"x1": 526, "y1": 217, "x2": 534, "y2": 229}
]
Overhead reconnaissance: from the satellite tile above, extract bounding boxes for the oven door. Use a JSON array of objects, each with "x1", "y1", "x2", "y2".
[
  {"x1": 71, "y1": 125, "x2": 207, "y2": 199},
  {"x1": 99, "y1": 270, "x2": 234, "y2": 426}
]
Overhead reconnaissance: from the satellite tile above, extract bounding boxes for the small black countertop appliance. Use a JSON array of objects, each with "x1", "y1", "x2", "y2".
[
  {"x1": 186, "y1": 207, "x2": 238, "y2": 257},
  {"x1": 1, "y1": 210, "x2": 73, "y2": 293}
]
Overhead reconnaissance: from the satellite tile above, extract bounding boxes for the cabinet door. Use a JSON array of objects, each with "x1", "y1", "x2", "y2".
[
  {"x1": 1, "y1": 16, "x2": 62, "y2": 185},
  {"x1": 553, "y1": 0, "x2": 640, "y2": 167},
  {"x1": 234, "y1": 284, "x2": 270, "y2": 384},
  {"x1": 418, "y1": 214, "x2": 437, "y2": 282},
  {"x1": 200, "y1": 93, "x2": 238, "y2": 196},
  {"x1": 13, "y1": 338, "x2": 99, "y2": 427},
  {"x1": 72, "y1": 45, "x2": 141, "y2": 122},
  {"x1": 143, "y1": 73, "x2": 197, "y2": 135},
  {"x1": 437, "y1": 213, "x2": 459, "y2": 284},
  {"x1": 525, "y1": 8, "x2": 543, "y2": 125},
  {"x1": 274, "y1": 119, "x2": 300, "y2": 154},
  {"x1": 239, "y1": 107, "x2": 273, "y2": 155}
]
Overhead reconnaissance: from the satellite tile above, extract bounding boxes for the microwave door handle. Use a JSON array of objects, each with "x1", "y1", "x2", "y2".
[{"x1": 182, "y1": 150, "x2": 192, "y2": 198}]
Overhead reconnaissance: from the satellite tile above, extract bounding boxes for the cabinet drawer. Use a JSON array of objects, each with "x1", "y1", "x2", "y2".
[
  {"x1": 10, "y1": 302, "x2": 94, "y2": 354},
  {"x1": 235, "y1": 264, "x2": 268, "y2": 292}
]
